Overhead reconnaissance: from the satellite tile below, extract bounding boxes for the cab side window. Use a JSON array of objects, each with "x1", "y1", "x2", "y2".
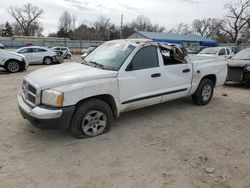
[
  {"x1": 161, "y1": 48, "x2": 185, "y2": 65},
  {"x1": 219, "y1": 48, "x2": 226, "y2": 56},
  {"x1": 126, "y1": 46, "x2": 158, "y2": 71}
]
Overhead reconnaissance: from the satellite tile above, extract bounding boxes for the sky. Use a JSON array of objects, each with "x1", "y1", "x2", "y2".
[{"x1": 0, "y1": 0, "x2": 240, "y2": 35}]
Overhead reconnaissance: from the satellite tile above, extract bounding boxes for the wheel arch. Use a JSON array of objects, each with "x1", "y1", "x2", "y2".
[
  {"x1": 201, "y1": 74, "x2": 217, "y2": 87},
  {"x1": 75, "y1": 94, "x2": 119, "y2": 117},
  {"x1": 4, "y1": 59, "x2": 25, "y2": 70},
  {"x1": 43, "y1": 56, "x2": 52, "y2": 62}
]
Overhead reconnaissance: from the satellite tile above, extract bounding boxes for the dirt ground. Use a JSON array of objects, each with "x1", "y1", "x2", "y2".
[{"x1": 0, "y1": 56, "x2": 249, "y2": 188}]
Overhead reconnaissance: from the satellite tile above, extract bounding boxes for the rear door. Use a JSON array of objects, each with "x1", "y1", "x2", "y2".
[
  {"x1": 32, "y1": 48, "x2": 48, "y2": 63},
  {"x1": 160, "y1": 48, "x2": 193, "y2": 102}
]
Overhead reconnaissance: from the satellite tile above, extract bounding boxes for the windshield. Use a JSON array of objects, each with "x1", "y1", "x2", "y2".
[
  {"x1": 199, "y1": 47, "x2": 220, "y2": 55},
  {"x1": 231, "y1": 48, "x2": 250, "y2": 60},
  {"x1": 85, "y1": 42, "x2": 136, "y2": 71}
]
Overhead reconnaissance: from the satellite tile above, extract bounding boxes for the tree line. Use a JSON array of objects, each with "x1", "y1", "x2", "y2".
[{"x1": 0, "y1": 0, "x2": 249, "y2": 43}]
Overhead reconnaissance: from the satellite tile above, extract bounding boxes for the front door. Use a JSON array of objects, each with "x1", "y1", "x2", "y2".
[
  {"x1": 17, "y1": 48, "x2": 33, "y2": 62},
  {"x1": 118, "y1": 45, "x2": 166, "y2": 112}
]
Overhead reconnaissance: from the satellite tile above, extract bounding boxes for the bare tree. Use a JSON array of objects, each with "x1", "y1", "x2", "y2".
[
  {"x1": 93, "y1": 16, "x2": 111, "y2": 32},
  {"x1": 168, "y1": 23, "x2": 192, "y2": 34},
  {"x1": 131, "y1": 15, "x2": 151, "y2": 31},
  {"x1": 223, "y1": 0, "x2": 250, "y2": 43},
  {"x1": 192, "y1": 18, "x2": 224, "y2": 38},
  {"x1": 58, "y1": 11, "x2": 72, "y2": 35},
  {"x1": 93, "y1": 16, "x2": 111, "y2": 40},
  {"x1": 8, "y1": 3, "x2": 43, "y2": 36},
  {"x1": 130, "y1": 15, "x2": 165, "y2": 32}
]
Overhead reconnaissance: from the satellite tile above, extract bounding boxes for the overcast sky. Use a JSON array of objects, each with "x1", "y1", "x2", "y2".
[{"x1": 0, "y1": 0, "x2": 240, "y2": 35}]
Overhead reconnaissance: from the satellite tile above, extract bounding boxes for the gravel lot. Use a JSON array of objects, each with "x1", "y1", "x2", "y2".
[{"x1": 0, "y1": 56, "x2": 250, "y2": 188}]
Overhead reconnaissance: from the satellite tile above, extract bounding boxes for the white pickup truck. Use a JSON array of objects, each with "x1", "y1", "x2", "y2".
[{"x1": 18, "y1": 39, "x2": 227, "y2": 138}]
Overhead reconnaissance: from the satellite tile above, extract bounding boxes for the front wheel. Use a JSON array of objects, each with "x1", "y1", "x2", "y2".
[
  {"x1": 71, "y1": 99, "x2": 113, "y2": 138},
  {"x1": 5, "y1": 60, "x2": 21, "y2": 73},
  {"x1": 66, "y1": 54, "x2": 71, "y2": 59},
  {"x1": 192, "y1": 78, "x2": 214, "y2": 105}
]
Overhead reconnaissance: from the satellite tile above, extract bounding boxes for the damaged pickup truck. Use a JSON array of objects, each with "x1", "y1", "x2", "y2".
[{"x1": 17, "y1": 39, "x2": 227, "y2": 138}]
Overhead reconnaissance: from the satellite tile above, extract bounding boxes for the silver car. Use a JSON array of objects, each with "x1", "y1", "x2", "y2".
[
  {"x1": 16, "y1": 46, "x2": 64, "y2": 65},
  {"x1": 51, "y1": 46, "x2": 72, "y2": 59}
]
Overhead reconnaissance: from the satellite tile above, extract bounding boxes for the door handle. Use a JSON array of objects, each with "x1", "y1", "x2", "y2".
[
  {"x1": 183, "y1": 69, "x2": 190, "y2": 73},
  {"x1": 151, "y1": 73, "x2": 161, "y2": 78}
]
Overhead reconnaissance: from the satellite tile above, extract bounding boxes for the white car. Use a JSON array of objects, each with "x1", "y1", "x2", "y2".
[
  {"x1": 0, "y1": 49, "x2": 29, "y2": 73},
  {"x1": 0, "y1": 43, "x2": 4, "y2": 49},
  {"x1": 18, "y1": 39, "x2": 227, "y2": 138},
  {"x1": 16, "y1": 46, "x2": 64, "y2": 65},
  {"x1": 197, "y1": 47, "x2": 234, "y2": 60},
  {"x1": 51, "y1": 46, "x2": 72, "y2": 59}
]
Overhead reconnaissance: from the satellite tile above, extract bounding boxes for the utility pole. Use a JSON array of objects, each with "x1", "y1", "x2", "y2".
[{"x1": 120, "y1": 14, "x2": 123, "y2": 39}]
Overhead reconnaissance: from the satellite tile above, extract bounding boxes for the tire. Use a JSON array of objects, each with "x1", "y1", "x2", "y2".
[
  {"x1": 5, "y1": 60, "x2": 21, "y2": 73},
  {"x1": 71, "y1": 99, "x2": 113, "y2": 138},
  {"x1": 192, "y1": 78, "x2": 214, "y2": 105},
  {"x1": 43, "y1": 57, "x2": 53, "y2": 65},
  {"x1": 66, "y1": 54, "x2": 71, "y2": 59}
]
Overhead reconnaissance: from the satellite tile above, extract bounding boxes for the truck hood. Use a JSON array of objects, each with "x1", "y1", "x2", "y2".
[{"x1": 26, "y1": 62, "x2": 118, "y2": 89}]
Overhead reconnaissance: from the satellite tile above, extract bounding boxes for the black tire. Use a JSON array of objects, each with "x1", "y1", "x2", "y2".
[
  {"x1": 43, "y1": 57, "x2": 53, "y2": 65},
  {"x1": 71, "y1": 99, "x2": 113, "y2": 138},
  {"x1": 66, "y1": 54, "x2": 71, "y2": 59},
  {"x1": 192, "y1": 78, "x2": 214, "y2": 105},
  {"x1": 5, "y1": 60, "x2": 21, "y2": 73}
]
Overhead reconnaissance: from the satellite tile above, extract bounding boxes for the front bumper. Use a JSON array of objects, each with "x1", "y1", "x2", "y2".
[
  {"x1": 24, "y1": 60, "x2": 29, "y2": 70},
  {"x1": 18, "y1": 92, "x2": 75, "y2": 129},
  {"x1": 52, "y1": 56, "x2": 64, "y2": 64}
]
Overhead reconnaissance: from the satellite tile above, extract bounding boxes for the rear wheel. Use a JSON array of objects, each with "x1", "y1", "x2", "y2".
[
  {"x1": 71, "y1": 99, "x2": 113, "y2": 138},
  {"x1": 43, "y1": 57, "x2": 52, "y2": 65},
  {"x1": 5, "y1": 60, "x2": 21, "y2": 73},
  {"x1": 66, "y1": 54, "x2": 71, "y2": 59},
  {"x1": 192, "y1": 78, "x2": 214, "y2": 105}
]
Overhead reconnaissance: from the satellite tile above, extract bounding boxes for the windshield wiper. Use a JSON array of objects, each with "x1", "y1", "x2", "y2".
[{"x1": 89, "y1": 61, "x2": 105, "y2": 69}]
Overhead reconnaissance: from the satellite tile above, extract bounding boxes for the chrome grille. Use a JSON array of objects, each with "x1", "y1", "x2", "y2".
[{"x1": 22, "y1": 80, "x2": 39, "y2": 106}]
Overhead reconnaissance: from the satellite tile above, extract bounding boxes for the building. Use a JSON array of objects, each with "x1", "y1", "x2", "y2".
[{"x1": 127, "y1": 31, "x2": 218, "y2": 50}]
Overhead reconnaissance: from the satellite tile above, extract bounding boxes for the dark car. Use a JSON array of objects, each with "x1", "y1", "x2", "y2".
[{"x1": 227, "y1": 48, "x2": 250, "y2": 84}]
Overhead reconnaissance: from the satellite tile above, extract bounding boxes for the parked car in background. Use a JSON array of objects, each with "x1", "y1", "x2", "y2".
[
  {"x1": 227, "y1": 48, "x2": 250, "y2": 84},
  {"x1": 16, "y1": 46, "x2": 64, "y2": 65},
  {"x1": 197, "y1": 47, "x2": 234, "y2": 59},
  {"x1": 81, "y1": 46, "x2": 97, "y2": 59},
  {"x1": 51, "y1": 46, "x2": 72, "y2": 59},
  {"x1": 0, "y1": 49, "x2": 28, "y2": 73},
  {"x1": 18, "y1": 39, "x2": 227, "y2": 138},
  {"x1": 0, "y1": 43, "x2": 5, "y2": 49}
]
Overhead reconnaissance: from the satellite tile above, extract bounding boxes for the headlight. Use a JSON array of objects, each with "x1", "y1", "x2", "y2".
[{"x1": 41, "y1": 89, "x2": 63, "y2": 107}]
